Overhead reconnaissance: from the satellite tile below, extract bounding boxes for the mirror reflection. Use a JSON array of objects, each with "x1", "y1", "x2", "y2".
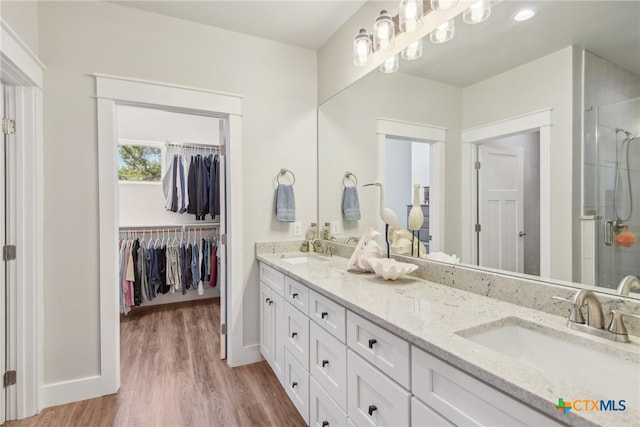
[{"x1": 318, "y1": 1, "x2": 640, "y2": 297}]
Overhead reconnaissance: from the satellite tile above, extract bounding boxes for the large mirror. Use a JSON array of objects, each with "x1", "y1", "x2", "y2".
[{"x1": 318, "y1": 1, "x2": 640, "y2": 298}]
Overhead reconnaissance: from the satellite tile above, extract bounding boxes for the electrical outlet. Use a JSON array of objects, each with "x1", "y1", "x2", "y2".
[
  {"x1": 330, "y1": 220, "x2": 339, "y2": 235},
  {"x1": 293, "y1": 221, "x2": 302, "y2": 237}
]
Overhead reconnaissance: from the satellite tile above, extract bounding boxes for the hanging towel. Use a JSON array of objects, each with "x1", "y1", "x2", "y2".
[
  {"x1": 276, "y1": 184, "x2": 296, "y2": 222},
  {"x1": 342, "y1": 186, "x2": 361, "y2": 221}
]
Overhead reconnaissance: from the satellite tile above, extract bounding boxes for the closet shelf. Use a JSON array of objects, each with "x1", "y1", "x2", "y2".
[{"x1": 120, "y1": 223, "x2": 220, "y2": 230}]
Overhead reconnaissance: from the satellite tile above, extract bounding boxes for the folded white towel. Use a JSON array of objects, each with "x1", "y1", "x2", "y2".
[{"x1": 276, "y1": 184, "x2": 295, "y2": 222}]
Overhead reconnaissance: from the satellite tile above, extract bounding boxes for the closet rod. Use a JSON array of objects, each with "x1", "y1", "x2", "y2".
[
  {"x1": 117, "y1": 137, "x2": 220, "y2": 151},
  {"x1": 119, "y1": 223, "x2": 219, "y2": 231}
]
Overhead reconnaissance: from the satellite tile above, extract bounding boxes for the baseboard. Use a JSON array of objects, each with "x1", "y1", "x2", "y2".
[
  {"x1": 41, "y1": 374, "x2": 116, "y2": 409},
  {"x1": 228, "y1": 343, "x2": 262, "y2": 367}
]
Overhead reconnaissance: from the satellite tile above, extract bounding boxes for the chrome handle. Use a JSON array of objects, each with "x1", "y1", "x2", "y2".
[
  {"x1": 552, "y1": 296, "x2": 585, "y2": 324},
  {"x1": 604, "y1": 220, "x2": 614, "y2": 246},
  {"x1": 608, "y1": 310, "x2": 640, "y2": 342}
]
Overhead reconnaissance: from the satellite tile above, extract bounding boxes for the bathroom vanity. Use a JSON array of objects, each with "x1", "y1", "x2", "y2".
[{"x1": 257, "y1": 249, "x2": 640, "y2": 427}]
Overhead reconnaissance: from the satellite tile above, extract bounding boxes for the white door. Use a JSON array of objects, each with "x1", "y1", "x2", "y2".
[
  {"x1": 478, "y1": 144, "x2": 525, "y2": 273},
  {"x1": 218, "y1": 119, "x2": 227, "y2": 360},
  {"x1": 0, "y1": 82, "x2": 6, "y2": 426}
]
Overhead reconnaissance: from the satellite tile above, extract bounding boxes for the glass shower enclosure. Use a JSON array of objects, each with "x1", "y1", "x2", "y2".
[{"x1": 595, "y1": 97, "x2": 640, "y2": 289}]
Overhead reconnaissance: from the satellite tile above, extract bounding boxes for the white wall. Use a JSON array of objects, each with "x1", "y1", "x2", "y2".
[
  {"x1": 39, "y1": 1, "x2": 317, "y2": 387},
  {"x1": 385, "y1": 137, "x2": 412, "y2": 229},
  {"x1": 318, "y1": 70, "x2": 462, "y2": 254},
  {"x1": 463, "y1": 46, "x2": 575, "y2": 281},
  {"x1": 0, "y1": 1, "x2": 39, "y2": 55},
  {"x1": 411, "y1": 142, "x2": 430, "y2": 189}
]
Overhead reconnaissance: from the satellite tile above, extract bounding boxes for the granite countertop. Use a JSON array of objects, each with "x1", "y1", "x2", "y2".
[{"x1": 257, "y1": 252, "x2": 640, "y2": 427}]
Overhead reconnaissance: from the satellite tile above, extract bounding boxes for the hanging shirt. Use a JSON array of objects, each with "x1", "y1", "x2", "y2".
[{"x1": 210, "y1": 244, "x2": 217, "y2": 288}]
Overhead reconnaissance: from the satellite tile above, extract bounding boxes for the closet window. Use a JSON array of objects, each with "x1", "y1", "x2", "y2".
[{"x1": 118, "y1": 142, "x2": 163, "y2": 182}]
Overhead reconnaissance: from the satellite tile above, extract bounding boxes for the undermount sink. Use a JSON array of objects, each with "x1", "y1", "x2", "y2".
[
  {"x1": 281, "y1": 254, "x2": 330, "y2": 265},
  {"x1": 457, "y1": 317, "x2": 640, "y2": 409}
]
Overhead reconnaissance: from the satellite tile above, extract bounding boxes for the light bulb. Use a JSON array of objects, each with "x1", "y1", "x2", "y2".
[
  {"x1": 463, "y1": 0, "x2": 491, "y2": 24},
  {"x1": 430, "y1": 20, "x2": 454, "y2": 43},
  {"x1": 380, "y1": 54, "x2": 399, "y2": 73},
  {"x1": 431, "y1": 0, "x2": 458, "y2": 11},
  {"x1": 400, "y1": 0, "x2": 423, "y2": 33},
  {"x1": 401, "y1": 39, "x2": 423, "y2": 60},
  {"x1": 353, "y1": 28, "x2": 372, "y2": 66},
  {"x1": 373, "y1": 10, "x2": 395, "y2": 51}
]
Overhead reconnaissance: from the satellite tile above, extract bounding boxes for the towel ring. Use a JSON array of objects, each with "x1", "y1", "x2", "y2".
[
  {"x1": 343, "y1": 171, "x2": 358, "y2": 188},
  {"x1": 277, "y1": 168, "x2": 296, "y2": 185}
]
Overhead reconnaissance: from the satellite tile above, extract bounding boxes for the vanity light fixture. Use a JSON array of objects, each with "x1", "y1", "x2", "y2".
[
  {"x1": 401, "y1": 39, "x2": 423, "y2": 60},
  {"x1": 513, "y1": 8, "x2": 536, "y2": 22},
  {"x1": 463, "y1": 0, "x2": 491, "y2": 24},
  {"x1": 380, "y1": 54, "x2": 399, "y2": 73},
  {"x1": 399, "y1": 0, "x2": 423, "y2": 33},
  {"x1": 431, "y1": 0, "x2": 459, "y2": 11},
  {"x1": 353, "y1": 28, "x2": 373, "y2": 66},
  {"x1": 373, "y1": 9, "x2": 395, "y2": 51},
  {"x1": 430, "y1": 19, "x2": 454, "y2": 43}
]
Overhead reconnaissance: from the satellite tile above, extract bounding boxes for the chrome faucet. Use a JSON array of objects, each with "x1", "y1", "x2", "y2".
[
  {"x1": 617, "y1": 275, "x2": 640, "y2": 297},
  {"x1": 553, "y1": 289, "x2": 640, "y2": 343}
]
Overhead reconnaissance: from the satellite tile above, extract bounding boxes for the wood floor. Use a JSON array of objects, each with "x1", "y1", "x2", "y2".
[{"x1": 6, "y1": 299, "x2": 305, "y2": 427}]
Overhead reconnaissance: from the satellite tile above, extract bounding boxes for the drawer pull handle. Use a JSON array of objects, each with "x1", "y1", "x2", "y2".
[
  {"x1": 321, "y1": 311, "x2": 329, "y2": 319},
  {"x1": 265, "y1": 298, "x2": 271, "y2": 303},
  {"x1": 291, "y1": 382, "x2": 298, "y2": 388},
  {"x1": 322, "y1": 359, "x2": 329, "y2": 367},
  {"x1": 268, "y1": 300, "x2": 273, "y2": 306},
  {"x1": 368, "y1": 338, "x2": 377, "y2": 349},
  {"x1": 322, "y1": 422, "x2": 329, "y2": 427},
  {"x1": 368, "y1": 405, "x2": 377, "y2": 416},
  {"x1": 291, "y1": 332, "x2": 298, "y2": 338},
  {"x1": 292, "y1": 293, "x2": 299, "y2": 299}
]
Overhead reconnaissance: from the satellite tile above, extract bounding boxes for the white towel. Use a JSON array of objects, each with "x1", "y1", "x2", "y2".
[{"x1": 276, "y1": 184, "x2": 296, "y2": 222}]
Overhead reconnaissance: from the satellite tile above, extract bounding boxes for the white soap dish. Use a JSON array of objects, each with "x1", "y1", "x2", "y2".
[{"x1": 368, "y1": 258, "x2": 418, "y2": 281}]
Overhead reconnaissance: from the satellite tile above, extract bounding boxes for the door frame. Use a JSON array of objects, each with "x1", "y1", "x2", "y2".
[
  {"x1": 0, "y1": 20, "x2": 45, "y2": 420},
  {"x1": 376, "y1": 118, "x2": 446, "y2": 252},
  {"x1": 461, "y1": 108, "x2": 551, "y2": 277},
  {"x1": 71, "y1": 75, "x2": 244, "y2": 407}
]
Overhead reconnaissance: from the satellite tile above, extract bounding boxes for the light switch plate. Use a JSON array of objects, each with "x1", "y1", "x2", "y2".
[
  {"x1": 293, "y1": 221, "x2": 302, "y2": 237},
  {"x1": 330, "y1": 220, "x2": 339, "y2": 235}
]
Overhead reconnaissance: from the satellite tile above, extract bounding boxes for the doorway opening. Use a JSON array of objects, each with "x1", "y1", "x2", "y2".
[
  {"x1": 474, "y1": 131, "x2": 541, "y2": 275},
  {"x1": 384, "y1": 137, "x2": 432, "y2": 251}
]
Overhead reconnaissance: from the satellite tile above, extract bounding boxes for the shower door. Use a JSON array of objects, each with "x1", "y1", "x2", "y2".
[{"x1": 595, "y1": 97, "x2": 640, "y2": 289}]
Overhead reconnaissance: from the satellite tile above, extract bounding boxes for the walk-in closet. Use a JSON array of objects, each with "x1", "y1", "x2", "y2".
[{"x1": 116, "y1": 105, "x2": 225, "y2": 339}]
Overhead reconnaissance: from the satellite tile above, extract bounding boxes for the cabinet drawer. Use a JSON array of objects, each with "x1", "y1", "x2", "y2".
[
  {"x1": 260, "y1": 262, "x2": 284, "y2": 295},
  {"x1": 285, "y1": 301, "x2": 310, "y2": 370},
  {"x1": 347, "y1": 350, "x2": 410, "y2": 427},
  {"x1": 411, "y1": 397, "x2": 454, "y2": 427},
  {"x1": 347, "y1": 311, "x2": 410, "y2": 389},
  {"x1": 285, "y1": 276, "x2": 310, "y2": 316},
  {"x1": 310, "y1": 321, "x2": 347, "y2": 412},
  {"x1": 309, "y1": 289, "x2": 346, "y2": 342},
  {"x1": 310, "y1": 377, "x2": 347, "y2": 427},
  {"x1": 285, "y1": 348, "x2": 310, "y2": 424},
  {"x1": 411, "y1": 346, "x2": 561, "y2": 427}
]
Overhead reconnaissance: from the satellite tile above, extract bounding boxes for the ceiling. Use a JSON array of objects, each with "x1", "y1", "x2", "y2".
[
  {"x1": 110, "y1": 0, "x2": 368, "y2": 50},
  {"x1": 401, "y1": 1, "x2": 640, "y2": 87}
]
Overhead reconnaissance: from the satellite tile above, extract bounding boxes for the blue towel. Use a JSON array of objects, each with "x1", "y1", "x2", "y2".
[
  {"x1": 342, "y1": 186, "x2": 361, "y2": 221},
  {"x1": 276, "y1": 184, "x2": 296, "y2": 222}
]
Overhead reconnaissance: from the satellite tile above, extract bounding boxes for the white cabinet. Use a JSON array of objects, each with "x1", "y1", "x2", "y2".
[
  {"x1": 285, "y1": 301, "x2": 310, "y2": 370},
  {"x1": 347, "y1": 311, "x2": 410, "y2": 389},
  {"x1": 285, "y1": 348, "x2": 310, "y2": 424},
  {"x1": 259, "y1": 281, "x2": 284, "y2": 385},
  {"x1": 286, "y1": 276, "x2": 310, "y2": 316},
  {"x1": 411, "y1": 346, "x2": 561, "y2": 427},
  {"x1": 261, "y1": 263, "x2": 285, "y2": 295},
  {"x1": 309, "y1": 289, "x2": 346, "y2": 342},
  {"x1": 310, "y1": 321, "x2": 347, "y2": 412},
  {"x1": 347, "y1": 350, "x2": 411, "y2": 427},
  {"x1": 309, "y1": 377, "x2": 347, "y2": 427},
  {"x1": 411, "y1": 397, "x2": 454, "y2": 427}
]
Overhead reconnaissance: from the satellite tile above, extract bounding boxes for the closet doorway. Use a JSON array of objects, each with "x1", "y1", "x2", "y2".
[
  {"x1": 116, "y1": 105, "x2": 225, "y2": 349},
  {"x1": 97, "y1": 75, "x2": 244, "y2": 399}
]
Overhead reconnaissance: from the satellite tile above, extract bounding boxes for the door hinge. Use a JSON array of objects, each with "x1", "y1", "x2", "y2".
[
  {"x1": 220, "y1": 145, "x2": 226, "y2": 156},
  {"x1": 474, "y1": 161, "x2": 481, "y2": 170},
  {"x1": 3, "y1": 245, "x2": 16, "y2": 261},
  {"x1": 220, "y1": 234, "x2": 227, "y2": 245},
  {"x1": 4, "y1": 370, "x2": 16, "y2": 387},
  {"x1": 2, "y1": 118, "x2": 15, "y2": 135},
  {"x1": 475, "y1": 224, "x2": 481, "y2": 233},
  {"x1": 221, "y1": 323, "x2": 227, "y2": 335}
]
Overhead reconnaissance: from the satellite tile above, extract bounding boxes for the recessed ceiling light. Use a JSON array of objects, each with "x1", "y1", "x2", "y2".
[{"x1": 513, "y1": 8, "x2": 536, "y2": 22}]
